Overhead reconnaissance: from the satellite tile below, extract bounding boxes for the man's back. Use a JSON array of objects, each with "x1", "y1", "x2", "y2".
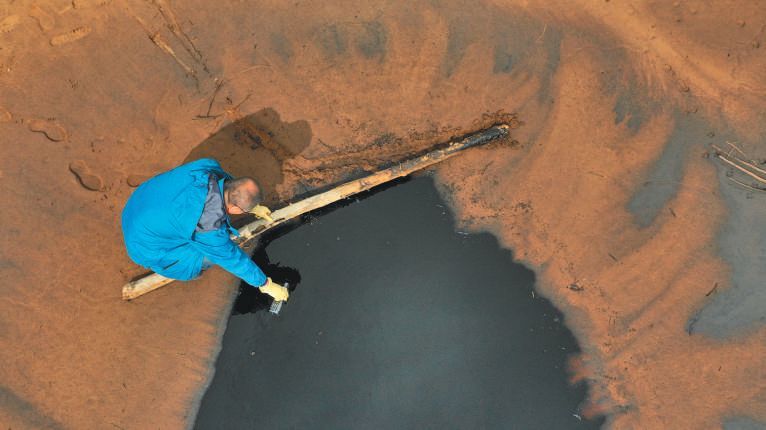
[{"x1": 121, "y1": 158, "x2": 228, "y2": 280}]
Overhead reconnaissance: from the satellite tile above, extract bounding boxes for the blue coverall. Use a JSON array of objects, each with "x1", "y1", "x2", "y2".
[{"x1": 121, "y1": 158, "x2": 267, "y2": 287}]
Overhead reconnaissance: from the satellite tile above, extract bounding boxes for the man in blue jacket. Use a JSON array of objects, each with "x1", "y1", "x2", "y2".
[{"x1": 121, "y1": 158, "x2": 289, "y2": 301}]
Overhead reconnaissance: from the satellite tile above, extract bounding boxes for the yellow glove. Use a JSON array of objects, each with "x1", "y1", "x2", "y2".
[
  {"x1": 260, "y1": 277, "x2": 289, "y2": 301},
  {"x1": 250, "y1": 204, "x2": 274, "y2": 222}
]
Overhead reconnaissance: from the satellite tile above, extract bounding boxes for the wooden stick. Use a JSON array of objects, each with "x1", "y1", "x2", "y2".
[
  {"x1": 725, "y1": 141, "x2": 750, "y2": 161},
  {"x1": 713, "y1": 144, "x2": 766, "y2": 177},
  {"x1": 122, "y1": 124, "x2": 510, "y2": 300},
  {"x1": 716, "y1": 153, "x2": 766, "y2": 185},
  {"x1": 727, "y1": 176, "x2": 766, "y2": 193}
]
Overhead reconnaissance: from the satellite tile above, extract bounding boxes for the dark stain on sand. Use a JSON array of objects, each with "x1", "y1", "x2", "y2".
[
  {"x1": 0, "y1": 385, "x2": 65, "y2": 430},
  {"x1": 357, "y1": 20, "x2": 388, "y2": 61},
  {"x1": 270, "y1": 33, "x2": 294, "y2": 62},
  {"x1": 184, "y1": 108, "x2": 311, "y2": 205},
  {"x1": 315, "y1": 23, "x2": 348, "y2": 59}
]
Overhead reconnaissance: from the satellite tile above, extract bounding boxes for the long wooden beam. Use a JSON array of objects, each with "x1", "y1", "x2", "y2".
[{"x1": 122, "y1": 124, "x2": 510, "y2": 300}]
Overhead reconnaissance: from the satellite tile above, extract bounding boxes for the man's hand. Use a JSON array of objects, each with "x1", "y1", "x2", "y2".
[
  {"x1": 260, "y1": 277, "x2": 289, "y2": 301},
  {"x1": 250, "y1": 205, "x2": 274, "y2": 222}
]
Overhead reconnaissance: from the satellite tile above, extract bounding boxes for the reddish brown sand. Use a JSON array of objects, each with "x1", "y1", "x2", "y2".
[{"x1": 0, "y1": 1, "x2": 764, "y2": 428}]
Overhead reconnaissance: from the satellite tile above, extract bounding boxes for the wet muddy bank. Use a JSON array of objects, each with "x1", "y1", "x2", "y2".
[{"x1": 194, "y1": 176, "x2": 604, "y2": 429}]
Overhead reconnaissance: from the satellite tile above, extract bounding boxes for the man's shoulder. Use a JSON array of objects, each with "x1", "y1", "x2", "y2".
[
  {"x1": 151, "y1": 158, "x2": 229, "y2": 192},
  {"x1": 123, "y1": 158, "x2": 226, "y2": 239},
  {"x1": 168, "y1": 158, "x2": 227, "y2": 179},
  {"x1": 183, "y1": 158, "x2": 224, "y2": 171}
]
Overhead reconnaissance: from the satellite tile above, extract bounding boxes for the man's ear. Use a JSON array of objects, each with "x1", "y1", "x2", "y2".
[{"x1": 226, "y1": 204, "x2": 244, "y2": 215}]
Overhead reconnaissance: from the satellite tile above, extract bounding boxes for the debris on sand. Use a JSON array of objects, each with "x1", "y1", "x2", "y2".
[
  {"x1": 72, "y1": 0, "x2": 113, "y2": 9},
  {"x1": 713, "y1": 142, "x2": 766, "y2": 193}
]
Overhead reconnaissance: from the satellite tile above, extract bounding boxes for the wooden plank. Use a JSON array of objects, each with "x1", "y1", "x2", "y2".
[{"x1": 122, "y1": 124, "x2": 510, "y2": 300}]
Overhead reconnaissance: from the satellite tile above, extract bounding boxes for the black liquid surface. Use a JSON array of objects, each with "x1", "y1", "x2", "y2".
[{"x1": 195, "y1": 176, "x2": 604, "y2": 429}]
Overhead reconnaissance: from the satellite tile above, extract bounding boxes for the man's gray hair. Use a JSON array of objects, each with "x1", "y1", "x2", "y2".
[{"x1": 225, "y1": 177, "x2": 261, "y2": 211}]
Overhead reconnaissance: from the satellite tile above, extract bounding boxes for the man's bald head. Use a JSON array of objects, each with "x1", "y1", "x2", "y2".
[{"x1": 223, "y1": 177, "x2": 262, "y2": 214}]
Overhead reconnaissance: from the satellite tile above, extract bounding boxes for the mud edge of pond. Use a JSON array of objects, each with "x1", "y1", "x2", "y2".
[{"x1": 431, "y1": 128, "x2": 766, "y2": 428}]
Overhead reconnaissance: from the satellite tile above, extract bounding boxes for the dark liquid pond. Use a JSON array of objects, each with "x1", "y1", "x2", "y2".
[{"x1": 194, "y1": 175, "x2": 604, "y2": 429}]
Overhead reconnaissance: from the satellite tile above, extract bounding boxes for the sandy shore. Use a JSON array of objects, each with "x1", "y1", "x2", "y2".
[{"x1": 0, "y1": 0, "x2": 763, "y2": 428}]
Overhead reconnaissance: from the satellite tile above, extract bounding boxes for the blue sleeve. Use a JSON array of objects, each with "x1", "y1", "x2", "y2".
[{"x1": 190, "y1": 228, "x2": 267, "y2": 288}]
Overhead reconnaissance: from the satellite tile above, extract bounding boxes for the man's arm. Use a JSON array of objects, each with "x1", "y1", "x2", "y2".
[{"x1": 190, "y1": 228, "x2": 267, "y2": 287}]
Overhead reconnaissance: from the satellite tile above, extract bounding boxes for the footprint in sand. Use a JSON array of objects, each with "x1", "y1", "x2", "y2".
[
  {"x1": 50, "y1": 26, "x2": 91, "y2": 46},
  {"x1": 0, "y1": 107, "x2": 11, "y2": 123},
  {"x1": 29, "y1": 5, "x2": 54, "y2": 32},
  {"x1": 0, "y1": 15, "x2": 20, "y2": 33},
  {"x1": 69, "y1": 160, "x2": 104, "y2": 191},
  {"x1": 126, "y1": 174, "x2": 150, "y2": 188},
  {"x1": 27, "y1": 118, "x2": 67, "y2": 141}
]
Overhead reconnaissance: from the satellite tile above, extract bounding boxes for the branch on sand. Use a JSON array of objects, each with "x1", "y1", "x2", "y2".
[
  {"x1": 121, "y1": 124, "x2": 512, "y2": 300},
  {"x1": 712, "y1": 143, "x2": 766, "y2": 192},
  {"x1": 195, "y1": 78, "x2": 224, "y2": 119}
]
